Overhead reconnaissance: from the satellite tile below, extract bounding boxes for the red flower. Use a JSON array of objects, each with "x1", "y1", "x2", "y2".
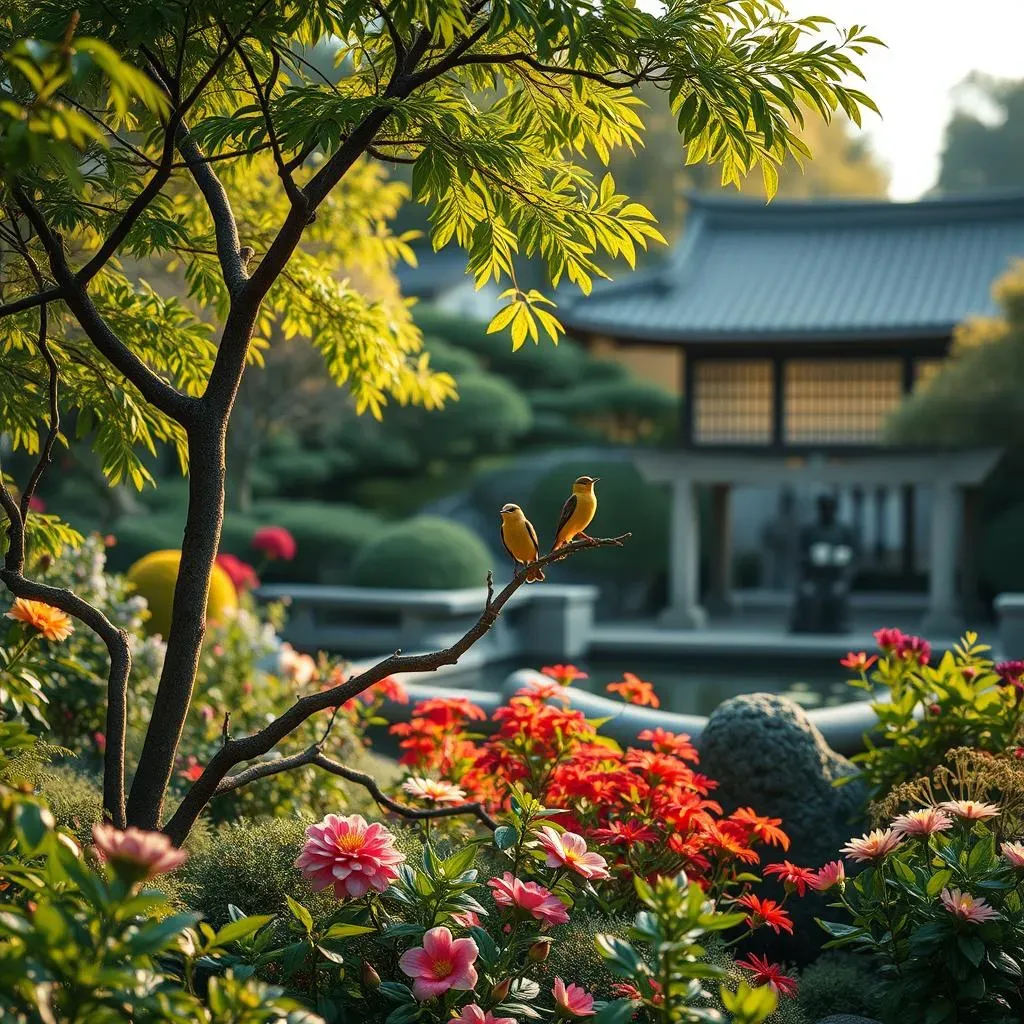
[
  {"x1": 763, "y1": 860, "x2": 817, "y2": 896},
  {"x1": 27, "y1": 495, "x2": 45, "y2": 513},
  {"x1": 93, "y1": 731, "x2": 107, "y2": 753},
  {"x1": 873, "y1": 627, "x2": 930, "y2": 665},
  {"x1": 177, "y1": 756, "x2": 204, "y2": 782},
  {"x1": 252, "y1": 525, "x2": 296, "y2": 561},
  {"x1": 728, "y1": 807, "x2": 790, "y2": 851},
  {"x1": 839, "y1": 651, "x2": 877, "y2": 672},
  {"x1": 607, "y1": 673, "x2": 660, "y2": 708},
  {"x1": 996, "y1": 661, "x2": 1024, "y2": 689},
  {"x1": 540, "y1": 664, "x2": 588, "y2": 685},
  {"x1": 592, "y1": 820, "x2": 659, "y2": 847},
  {"x1": 737, "y1": 893, "x2": 793, "y2": 934},
  {"x1": 637, "y1": 727, "x2": 697, "y2": 761},
  {"x1": 737, "y1": 953, "x2": 798, "y2": 998},
  {"x1": 215, "y1": 553, "x2": 260, "y2": 592}
]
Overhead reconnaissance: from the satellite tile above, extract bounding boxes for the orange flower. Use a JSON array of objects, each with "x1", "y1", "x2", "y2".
[
  {"x1": 5, "y1": 598, "x2": 73, "y2": 641},
  {"x1": 839, "y1": 651, "x2": 877, "y2": 672},
  {"x1": 737, "y1": 893, "x2": 793, "y2": 934},
  {"x1": 540, "y1": 664, "x2": 588, "y2": 685},
  {"x1": 607, "y1": 672, "x2": 660, "y2": 708}
]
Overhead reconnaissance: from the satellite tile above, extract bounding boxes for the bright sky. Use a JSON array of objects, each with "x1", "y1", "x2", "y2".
[{"x1": 785, "y1": 0, "x2": 1024, "y2": 198}]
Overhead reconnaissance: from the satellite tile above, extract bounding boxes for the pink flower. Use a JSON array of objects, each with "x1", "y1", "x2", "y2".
[
  {"x1": 295, "y1": 814, "x2": 405, "y2": 899},
  {"x1": 995, "y1": 660, "x2": 1024, "y2": 689},
  {"x1": 873, "y1": 627, "x2": 930, "y2": 664},
  {"x1": 891, "y1": 807, "x2": 954, "y2": 837},
  {"x1": 736, "y1": 953, "x2": 799, "y2": 998},
  {"x1": 1001, "y1": 841, "x2": 1024, "y2": 868},
  {"x1": 488, "y1": 872, "x2": 570, "y2": 927},
  {"x1": 27, "y1": 495, "x2": 45, "y2": 513},
  {"x1": 808, "y1": 860, "x2": 846, "y2": 892},
  {"x1": 450, "y1": 1005, "x2": 517, "y2": 1024},
  {"x1": 449, "y1": 910, "x2": 481, "y2": 929},
  {"x1": 939, "y1": 799, "x2": 1001, "y2": 821},
  {"x1": 553, "y1": 977, "x2": 595, "y2": 1018},
  {"x1": 278, "y1": 643, "x2": 317, "y2": 685},
  {"x1": 840, "y1": 828, "x2": 903, "y2": 862},
  {"x1": 940, "y1": 887, "x2": 999, "y2": 923},
  {"x1": 536, "y1": 826, "x2": 610, "y2": 880},
  {"x1": 92, "y1": 824, "x2": 188, "y2": 880},
  {"x1": 399, "y1": 926, "x2": 479, "y2": 1000},
  {"x1": 93, "y1": 731, "x2": 107, "y2": 753},
  {"x1": 401, "y1": 777, "x2": 467, "y2": 805},
  {"x1": 215, "y1": 553, "x2": 260, "y2": 592},
  {"x1": 252, "y1": 525, "x2": 296, "y2": 561}
]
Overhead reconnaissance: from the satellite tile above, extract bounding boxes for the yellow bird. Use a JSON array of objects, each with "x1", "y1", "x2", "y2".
[
  {"x1": 552, "y1": 475, "x2": 600, "y2": 551},
  {"x1": 499, "y1": 503, "x2": 545, "y2": 582}
]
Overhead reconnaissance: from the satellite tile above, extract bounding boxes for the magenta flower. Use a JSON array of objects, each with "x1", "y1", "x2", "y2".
[
  {"x1": 940, "y1": 887, "x2": 999, "y2": 923},
  {"x1": 553, "y1": 977, "x2": 595, "y2": 1018},
  {"x1": 295, "y1": 814, "x2": 404, "y2": 899},
  {"x1": 891, "y1": 807, "x2": 954, "y2": 837},
  {"x1": 92, "y1": 824, "x2": 188, "y2": 881},
  {"x1": 840, "y1": 828, "x2": 903, "y2": 862},
  {"x1": 808, "y1": 860, "x2": 846, "y2": 892},
  {"x1": 536, "y1": 826, "x2": 610, "y2": 880},
  {"x1": 488, "y1": 872, "x2": 570, "y2": 927},
  {"x1": 252, "y1": 525, "x2": 296, "y2": 561},
  {"x1": 995, "y1": 660, "x2": 1024, "y2": 689},
  {"x1": 450, "y1": 1005, "x2": 517, "y2": 1024},
  {"x1": 399, "y1": 926, "x2": 479, "y2": 1000},
  {"x1": 873, "y1": 627, "x2": 930, "y2": 664}
]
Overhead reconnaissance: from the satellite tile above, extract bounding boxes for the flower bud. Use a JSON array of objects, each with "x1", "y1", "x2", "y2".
[
  {"x1": 361, "y1": 962, "x2": 381, "y2": 989},
  {"x1": 491, "y1": 977, "x2": 512, "y2": 1002},
  {"x1": 528, "y1": 939, "x2": 552, "y2": 962},
  {"x1": 929, "y1": 703, "x2": 941, "y2": 716}
]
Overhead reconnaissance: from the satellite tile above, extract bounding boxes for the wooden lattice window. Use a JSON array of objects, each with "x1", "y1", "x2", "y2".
[{"x1": 692, "y1": 360, "x2": 774, "y2": 444}]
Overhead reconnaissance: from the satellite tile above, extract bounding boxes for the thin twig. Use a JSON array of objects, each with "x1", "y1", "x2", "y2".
[{"x1": 214, "y1": 744, "x2": 499, "y2": 831}]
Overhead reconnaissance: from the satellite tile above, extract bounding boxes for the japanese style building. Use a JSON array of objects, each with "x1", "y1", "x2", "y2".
[{"x1": 562, "y1": 190, "x2": 1024, "y2": 633}]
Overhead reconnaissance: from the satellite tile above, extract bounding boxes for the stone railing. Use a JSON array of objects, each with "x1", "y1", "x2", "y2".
[{"x1": 256, "y1": 582, "x2": 599, "y2": 662}]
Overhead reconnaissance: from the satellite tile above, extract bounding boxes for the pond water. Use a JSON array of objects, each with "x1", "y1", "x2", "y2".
[{"x1": 455, "y1": 654, "x2": 858, "y2": 718}]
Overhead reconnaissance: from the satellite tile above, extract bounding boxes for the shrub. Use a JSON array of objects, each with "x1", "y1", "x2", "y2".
[
  {"x1": 126, "y1": 549, "x2": 238, "y2": 637},
  {"x1": 250, "y1": 501, "x2": 386, "y2": 583},
  {"x1": 105, "y1": 512, "x2": 184, "y2": 571},
  {"x1": 349, "y1": 515, "x2": 492, "y2": 589},
  {"x1": 422, "y1": 334, "x2": 482, "y2": 376},
  {"x1": 537, "y1": 379, "x2": 678, "y2": 444},
  {"x1": 36, "y1": 765, "x2": 103, "y2": 848},
  {"x1": 796, "y1": 952, "x2": 881, "y2": 1021},
  {"x1": 529, "y1": 458, "x2": 669, "y2": 578},
  {"x1": 539, "y1": 912, "x2": 635, "y2": 997}
]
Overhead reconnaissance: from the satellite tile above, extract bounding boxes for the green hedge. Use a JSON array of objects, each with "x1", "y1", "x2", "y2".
[
  {"x1": 528, "y1": 458, "x2": 669, "y2": 578},
  {"x1": 422, "y1": 334, "x2": 482, "y2": 376},
  {"x1": 349, "y1": 515, "x2": 492, "y2": 589}
]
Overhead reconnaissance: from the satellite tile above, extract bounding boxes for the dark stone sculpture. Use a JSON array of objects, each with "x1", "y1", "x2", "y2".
[{"x1": 790, "y1": 493, "x2": 857, "y2": 633}]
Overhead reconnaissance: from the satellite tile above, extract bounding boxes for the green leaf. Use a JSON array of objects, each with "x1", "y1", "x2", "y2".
[
  {"x1": 592, "y1": 1000, "x2": 639, "y2": 1024},
  {"x1": 324, "y1": 922, "x2": 376, "y2": 940},
  {"x1": 211, "y1": 914, "x2": 274, "y2": 948},
  {"x1": 494, "y1": 825, "x2": 518, "y2": 851},
  {"x1": 316, "y1": 943, "x2": 346, "y2": 965},
  {"x1": 379, "y1": 982, "x2": 416, "y2": 1004},
  {"x1": 285, "y1": 895, "x2": 314, "y2": 934},
  {"x1": 957, "y1": 933, "x2": 985, "y2": 967},
  {"x1": 926, "y1": 869, "x2": 952, "y2": 898}
]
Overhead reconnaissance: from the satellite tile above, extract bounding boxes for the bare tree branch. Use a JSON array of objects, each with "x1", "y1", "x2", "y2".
[
  {"x1": 214, "y1": 744, "x2": 499, "y2": 831},
  {"x1": 163, "y1": 531, "x2": 631, "y2": 845},
  {"x1": 0, "y1": 287, "x2": 63, "y2": 320}
]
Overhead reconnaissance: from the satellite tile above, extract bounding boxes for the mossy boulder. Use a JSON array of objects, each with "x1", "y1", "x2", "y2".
[
  {"x1": 127, "y1": 549, "x2": 238, "y2": 637},
  {"x1": 349, "y1": 516, "x2": 492, "y2": 590}
]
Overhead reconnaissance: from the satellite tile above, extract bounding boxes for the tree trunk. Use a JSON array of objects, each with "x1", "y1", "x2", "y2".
[{"x1": 124, "y1": 422, "x2": 227, "y2": 828}]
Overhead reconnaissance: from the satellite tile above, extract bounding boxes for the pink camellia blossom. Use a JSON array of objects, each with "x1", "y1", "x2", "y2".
[
  {"x1": 488, "y1": 872, "x2": 570, "y2": 927},
  {"x1": 398, "y1": 926, "x2": 479, "y2": 1001},
  {"x1": 92, "y1": 823, "x2": 188, "y2": 880},
  {"x1": 536, "y1": 826, "x2": 610, "y2": 880},
  {"x1": 295, "y1": 814, "x2": 405, "y2": 899},
  {"x1": 252, "y1": 525, "x2": 297, "y2": 561},
  {"x1": 840, "y1": 828, "x2": 903, "y2": 863},
  {"x1": 808, "y1": 860, "x2": 846, "y2": 892},
  {"x1": 940, "y1": 887, "x2": 1000, "y2": 923},
  {"x1": 891, "y1": 807, "x2": 954, "y2": 838},
  {"x1": 552, "y1": 977, "x2": 595, "y2": 1018},
  {"x1": 1001, "y1": 841, "x2": 1024, "y2": 868},
  {"x1": 939, "y1": 799, "x2": 1001, "y2": 822},
  {"x1": 450, "y1": 1004, "x2": 517, "y2": 1024},
  {"x1": 401, "y1": 777, "x2": 467, "y2": 805}
]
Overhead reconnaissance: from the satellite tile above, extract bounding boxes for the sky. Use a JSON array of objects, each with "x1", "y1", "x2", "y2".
[{"x1": 784, "y1": 0, "x2": 1024, "y2": 198}]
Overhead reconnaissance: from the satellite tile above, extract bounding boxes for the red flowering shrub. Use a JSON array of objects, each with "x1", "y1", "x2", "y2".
[
  {"x1": 251, "y1": 525, "x2": 297, "y2": 561},
  {"x1": 215, "y1": 552, "x2": 260, "y2": 592},
  {"x1": 389, "y1": 671, "x2": 800, "y2": 928}
]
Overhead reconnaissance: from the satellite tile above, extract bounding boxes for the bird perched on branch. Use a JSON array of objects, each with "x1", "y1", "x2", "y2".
[
  {"x1": 499, "y1": 503, "x2": 545, "y2": 582},
  {"x1": 552, "y1": 475, "x2": 600, "y2": 551}
]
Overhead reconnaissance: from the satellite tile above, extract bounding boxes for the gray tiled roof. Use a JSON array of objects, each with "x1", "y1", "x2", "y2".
[{"x1": 562, "y1": 191, "x2": 1024, "y2": 343}]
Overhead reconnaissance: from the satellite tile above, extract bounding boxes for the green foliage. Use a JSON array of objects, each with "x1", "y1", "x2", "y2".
[
  {"x1": 593, "y1": 872, "x2": 776, "y2": 1024},
  {"x1": 529, "y1": 459, "x2": 669, "y2": 577},
  {"x1": 539, "y1": 912, "x2": 636, "y2": 997},
  {"x1": 0, "y1": 782, "x2": 323, "y2": 1023},
  {"x1": 818, "y1": 808, "x2": 1024, "y2": 1023},
  {"x1": 36, "y1": 764, "x2": 104, "y2": 848},
  {"x1": 795, "y1": 952, "x2": 882, "y2": 1021},
  {"x1": 533, "y1": 379, "x2": 678, "y2": 444},
  {"x1": 104, "y1": 513, "x2": 185, "y2": 572},
  {"x1": 249, "y1": 501, "x2": 386, "y2": 584},
  {"x1": 420, "y1": 335, "x2": 482, "y2": 377},
  {"x1": 349, "y1": 516, "x2": 492, "y2": 590},
  {"x1": 844, "y1": 630, "x2": 1024, "y2": 803}
]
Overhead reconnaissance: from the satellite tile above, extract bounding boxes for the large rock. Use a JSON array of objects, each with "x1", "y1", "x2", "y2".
[
  {"x1": 700, "y1": 692, "x2": 867, "y2": 867},
  {"x1": 699, "y1": 693, "x2": 869, "y2": 964}
]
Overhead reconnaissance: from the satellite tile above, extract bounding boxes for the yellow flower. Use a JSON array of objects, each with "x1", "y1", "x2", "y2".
[{"x1": 5, "y1": 598, "x2": 74, "y2": 642}]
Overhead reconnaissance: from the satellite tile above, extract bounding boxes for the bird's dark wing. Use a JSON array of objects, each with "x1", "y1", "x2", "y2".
[
  {"x1": 524, "y1": 518, "x2": 540, "y2": 559},
  {"x1": 500, "y1": 530, "x2": 519, "y2": 564},
  {"x1": 554, "y1": 494, "x2": 577, "y2": 540}
]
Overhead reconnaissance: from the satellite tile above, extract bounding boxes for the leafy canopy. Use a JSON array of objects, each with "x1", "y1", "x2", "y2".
[{"x1": 1, "y1": 0, "x2": 880, "y2": 503}]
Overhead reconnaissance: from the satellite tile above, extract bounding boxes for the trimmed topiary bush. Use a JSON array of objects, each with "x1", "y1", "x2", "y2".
[
  {"x1": 127, "y1": 549, "x2": 238, "y2": 637},
  {"x1": 796, "y1": 952, "x2": 882, "y2": 1021},
  {"x1": 529, "y1": 458, "x2": 669, "y2": 579},
  {"x1": 349, "y1": 516, "x2": 492, "y2": 589},
  {"x1": 422, "y1": 334, "x2": 482, "y2": 376},
  {"x1": 252, "y1": 500, "x2": 386, "y2": 584}
]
